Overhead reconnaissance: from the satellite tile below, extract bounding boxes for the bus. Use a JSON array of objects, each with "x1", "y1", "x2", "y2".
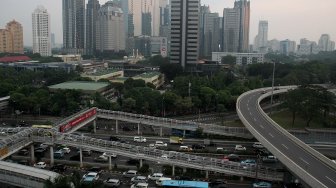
[
  {"x1": 32, "y1": 125, "x2": 53, "y2": 136},
  {"x1": 161, "y1": 180, "x2": 208, "y2": 188},
  {"x1": 32, "y1": 125, "x2": 53, "y2": 129}
]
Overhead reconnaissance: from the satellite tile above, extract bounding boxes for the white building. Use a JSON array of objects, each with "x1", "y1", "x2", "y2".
[
  {"x1": 319, "y1": 34, "x2": 335, "y2": 51},
  {"x1": 254, "y1": 20, "x2": 268, "y2": 53},
  {"x1": 212, "y1": 52, "x2": 264, "y2": 65},
  {"x1": 96, "y1": 1, "x2": 125, "y2": 52},
  {"x1": 32, "y1": 6, "x2": 51, "y2": 56},
  {"x1": 297, "y1": 38, "x2": 322, "y2": 55}
]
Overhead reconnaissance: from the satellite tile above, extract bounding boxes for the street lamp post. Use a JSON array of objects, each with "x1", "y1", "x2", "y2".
[{"x1": 270, "y1": 60, "x2": 276, "y2": 116}]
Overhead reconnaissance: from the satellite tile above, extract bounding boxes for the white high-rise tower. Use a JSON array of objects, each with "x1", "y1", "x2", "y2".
[{"x1": 32, "y1": 6, "x2": 51, "y2": 56}]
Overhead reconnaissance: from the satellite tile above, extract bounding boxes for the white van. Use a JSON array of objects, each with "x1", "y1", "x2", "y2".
[
  {"x1": 134, "y1": 136, "x2": 147, "y2": 143},
  {"x1": 123, "y1": 170, "x2": 138, "y2": 177},
  {"x1": 156, "y1": 177, "x2": 172, "y2": 186},
  {"x1": 179, "y1": 145, "x2": 192, "y2": 151}
]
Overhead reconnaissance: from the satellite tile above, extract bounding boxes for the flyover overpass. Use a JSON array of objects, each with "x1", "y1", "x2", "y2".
[{"x1": 237, "y1": 86, "x2": 336, "y2": 188}]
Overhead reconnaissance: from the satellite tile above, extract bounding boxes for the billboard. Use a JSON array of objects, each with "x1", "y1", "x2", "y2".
[{"x1": 59, "y1": 108, "x2": 97, "y2": 133}]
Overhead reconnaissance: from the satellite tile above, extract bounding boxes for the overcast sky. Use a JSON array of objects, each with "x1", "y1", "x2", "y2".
[{"x1": 0, "y1": 0, "x2": 335, "y2": 46}]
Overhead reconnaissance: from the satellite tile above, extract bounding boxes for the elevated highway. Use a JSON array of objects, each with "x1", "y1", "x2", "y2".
[{"x1": 237, "y1": 87, "x2": 336, "y2": 188}]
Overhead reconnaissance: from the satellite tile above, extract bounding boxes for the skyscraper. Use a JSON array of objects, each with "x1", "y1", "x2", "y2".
[
  {"x1": 223, "y1": 0, "x2": 250, "y2": 52},
  {"x1": 62, "y1": 0, "x2": 85, "y2": 54},
  {"x1": 280, "y1": 39, "x2": 296, "y2": 56},
  {"x1": 96, "y1": 1, "x2": 125, "y2": 52},
  {"x1": 86, "y1": 0, "x2": 100, "y2": 55},
  {"x1": 170, "y1": 0, "x2": 199, "y2": 69},
  {"x1": 254, "y1": 20, "x2": 268, "y2": 52},
  {"x1": 32, "y1": 6, "x2": 51, "y2": 57}
]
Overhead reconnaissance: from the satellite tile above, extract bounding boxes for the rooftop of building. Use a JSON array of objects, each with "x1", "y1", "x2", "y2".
[
  {"x1": 0, "y1": 56, "x2": 31, "y2": 63},
  {"x1": 48, "y1": 81, "x2": 109, "y2": 91},
  {"x1": 112, "y1": 77, "x2": 129, "y2": 81},
  {"x1": 85, "y1": 69, "x2": 122, "y2": 76},
  {"x1": 133, "y1": 72, "x2": 161, "y2": 79}
]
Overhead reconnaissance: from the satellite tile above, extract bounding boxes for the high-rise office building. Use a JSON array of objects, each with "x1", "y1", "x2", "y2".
[
  {"x1": 86, "y1": 0, "x2": 100, "y2": 55},
  {"x1": 254, "y1": 20, "x2": 268, "y2": 52},
  {"x1": 96, "y1": 1, "x2": 125, "y2": 52},
  {"x1": 51, "y1": 33, "x2": 55, "y2": 49},
  {"x1": 223, "y1": 0, "x2": 250, "y2": 52},
  {"x1": 62, "y1": 0, "x2": 85, "y2": 54},
  {"x1": 170, "y1": 0, "x2": 199, "y2": 69},
  {"x1": 280, "y1": 39, "x2": 296, "y2": 56},
  {"x1": 319, "y1": 34, "x2": 335, "y2": 51},
  {"x1": 0, "y1": 20, "x2": 24, "y2": 54},
  {"x1": 142, "y1": 12, "x2": 152, "y2": 36},
  {"x1": 32, "y1": 6, "x2": 51, "y2": 56}
]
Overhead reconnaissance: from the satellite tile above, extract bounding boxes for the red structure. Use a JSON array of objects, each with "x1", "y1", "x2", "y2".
[
  {"x1": 59, "y1": 108, "x2": 97, "y2": 133},
  {"x1": 0, "y1": 56, "x2": 31, "y2": 63}
]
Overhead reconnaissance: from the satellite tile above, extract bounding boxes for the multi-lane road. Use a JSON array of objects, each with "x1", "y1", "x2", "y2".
[{"x1": 238, "y1": 89, "x2": 336, "y2": 188}]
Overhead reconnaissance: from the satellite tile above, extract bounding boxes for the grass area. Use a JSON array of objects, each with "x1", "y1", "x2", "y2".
[
  {"x1": 270, "y1": 109, "x2": 328, "y2": 129},
  {"x1": 225, "y1": 119, "x2": 244, "y2": 127}
]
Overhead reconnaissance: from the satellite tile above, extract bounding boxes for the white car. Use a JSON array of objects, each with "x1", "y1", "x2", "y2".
[
  {"x1": 131, "y1": 182, "x2": 148, "y2": 188},
  {"x1": 148, "y1": 173, "x2": 164, "y2": 181},
  {"x1": 34, "y1": 162, "x2": 46, "y2": 169},
  {"x1": 82, "y1": 172, "x2": 99, "y2": 182},
  {"x1": 235, "y1": 145, "x2": 246, "y2": 151},
  {"x1": 134, "y1": 136, "x2": 146, "y2": 143},
  {"x1": 154, "y1": 141, "x2": 167, "y2": 147},
  {"x1": 62, "y1": 147, "x2": 71, "y2": 154},
  {"x1": 252, "y1": 142, "x2": 264, "y2": 149},
  {"x1": 102, "y1": 152, "x2": 117, "y2": 158}
]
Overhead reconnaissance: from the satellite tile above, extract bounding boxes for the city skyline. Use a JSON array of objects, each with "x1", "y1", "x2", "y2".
[{"x1": 0, "y1": 0, "x2": 335, "y2": 46}]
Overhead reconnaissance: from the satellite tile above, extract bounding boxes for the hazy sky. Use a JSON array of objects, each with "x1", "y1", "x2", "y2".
[{"x1": 0, "y1": 0, "x2": 335, "y2": 46}]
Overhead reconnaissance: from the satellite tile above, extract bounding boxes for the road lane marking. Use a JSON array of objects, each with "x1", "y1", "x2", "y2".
[
  {"x1": 300, "y1": 157, "x2": 310, "y2": 165},
  {"x1": 247, "y1": 107, "x2": 250, "y2": 111},
  {"x1": 260, "y1": 124, "x2": 265, "y2": 129},
  {"x1": 326, "y1": 176, "x2": 336, "y2": 184},
  {"x1": 268, "y1": 133, "x2": 274, "y2": 138},
  {"x1": 253, "y1": 118, "x2": 257, "y2": 122},
  {"x1": 282, "y1": 144, "x2": 289, "y2": 150}
]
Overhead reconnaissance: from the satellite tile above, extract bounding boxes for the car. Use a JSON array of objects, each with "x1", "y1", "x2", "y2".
[
  {"x1": 148, "y1": 173, "x2": 164, "y2": 181},
  {"x1": 110, "y1": 136, "x2": 121, "y2": 141},
  {"x1": 70, "y1": 154, "x2": 80, "y2": 161},
  {"x1": 88, "y1": 167, "x2": 103, "y2": 174},
  {"x1": 156, "y1": 177, "x2": 172, "y2": 186},
  {"x1": 123, "y1": 170, "x2": 138, "y2": 177},
  {"x1": 223, "y1": 154, "x2": 240, "y2": 162},
  {"x1": 262, "y1": 155, "x2": 277, "y2": 163},
  {"x1": 154, "y1": 141, "x2": 167, "y2": 147},
  {"x1": 179, "y1": 145, "x2": 192, "y2": 151},
  {"x1": 40, "y1": 143, "x2": 49, "y2": 150},
  {"x1": 34, "y1": 149, "x2": 45, "y2": 157},
  {"x1": 241, "y1": 159, "x2": 256, "y2": 167},
  {"x1": 134, "y1": 136, "x2": 146, "y2": 143},
  {"x1": 252, "y1": 181, "x2": 272, "y2": 188},
  {"x1": 209, "y1": 179, "x2": 228, "y2": 188},
  {"x1": 148, "y1": 144, "x2": 156, "y2": 148},
  {"x1": 35, "y1": 147, "x2": 47, "y2": 152},
  {"x1": 54, "y1": 150, "x2": 64, "y2": 159},
  {"x1": 191, "y1": 144, "x2": 206, "y2": 150},
  {"x1": 104, "y1": 178, "x2": 121, "y2": 187},
  {"x1": 94, "y1": 155, "x2": 108, "y2": 162},
  {"x1": 102, "y1": 152, "x2": 117, "y2": 158},
  {"x1": 62, "y1": 147, "x2": 71, "y2": 154},
  {"x1": 332, "y1": 159, "x2": 336, "y2": 164},
  {"x1": 82, "y1": 172, "x2": 99, "y2": 183},
  {"x1": 131, "y1": 176, "x2": 147, "y2": 183},
  {"x1": 51, "y1": 164, "x2": 67, "y2": 172},
  {"x1": 235, "y1": 145, "x2": 246, "y2": 151},
  {"x1": 252, "y1": 142, "x2": 264, "y2": 149},
  {"x1": 82, "y1": 150, "x2": 92, "y2": 156},
  {"x1": 34, "y1": 162, "x2": 46, "y2": 169},
  {"x1": 130, "y1": 182, "x2": 148, "y2": 188},
  {"x1": 216, "y1": 147, "x2": 225, "y2": 152},
  {"x1": 159, "y1": 154, "x2": 169, "y2": 160},
  {"x1": 18, "y1": 149, "x2": 29, "y2": 156}
]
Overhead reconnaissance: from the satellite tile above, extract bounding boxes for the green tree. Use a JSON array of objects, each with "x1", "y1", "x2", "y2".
[
  {"x1": 122, "y1": 97, "x2": 136, "y2": 112},
  {"x1": 221, "y1": 55, "x2": 236, "y2": 65}
]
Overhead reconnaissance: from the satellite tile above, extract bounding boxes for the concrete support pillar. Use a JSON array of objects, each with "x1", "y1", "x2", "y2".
[
  {"x1": 93, "y1": 120, "x2": 97, "y2": 133},
  {"x1": 50, "y1": 146, "x2": 54, "y2": 166},
  {"x1": 115, "y1": 120, "x2": 118, "y2": 134},
  {"x1": 109, "y1": 156, "x2": 112, "y2": 170},
  {"x1": 160, "y1": 127, "x2": 163, "y2": 137},
  {"x1": 79, "y1": 148, "x2": 83, "y2": 168},
  {"x1": 172, "y1": 165, "x2": 175, "y2": 176},
  {"x1": 183, "y1": 130, "x2": 186, "y2": 138},
  {"x1": 183, "y1": 167, "x2": 187, "y2": 174},
  {"x1": 205, "y1": 170, "x2": 209, "y2": 179},
  {"x1": 139, "y1": 159, "x2": 143, "y2": 168},
  {"x1": 138, "y1": 123, "x2": 140, "y2": 135},
  {"x1": 30, "y1": 144, "x2": 35, "y2": 164}
]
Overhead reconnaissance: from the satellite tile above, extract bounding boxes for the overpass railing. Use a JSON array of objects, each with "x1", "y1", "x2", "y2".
[
  {"x1": 31, "y1": 132, "x2": 283, "y2": 181},
  {"x1": 97, "y1": 110, "x2": 253, "y2": 139}
]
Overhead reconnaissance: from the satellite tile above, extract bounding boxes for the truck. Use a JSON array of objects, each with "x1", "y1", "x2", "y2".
[{"x1": 169, "y1": 136, "x2": 183, "y2": 144}]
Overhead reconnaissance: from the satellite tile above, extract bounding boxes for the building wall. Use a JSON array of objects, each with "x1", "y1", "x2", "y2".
[
  {"x1": 86, "y1": 0, "x2": 100, "y2": 55},
  {"x1": 32, "y1": 6, "x2": 51, "y2": 56},
  {"x1": 212, "y1": 52, "x2": 264, "y2": 65},
  {"x1": 0, "y1": 29, "x2": 13, "y2": 53},
  {"x1": 170, "y1": 0, "x2": 199, "y2": 69},
  {"x1": 0, "y1": 20, "x2": 23, "y2": 54}
]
